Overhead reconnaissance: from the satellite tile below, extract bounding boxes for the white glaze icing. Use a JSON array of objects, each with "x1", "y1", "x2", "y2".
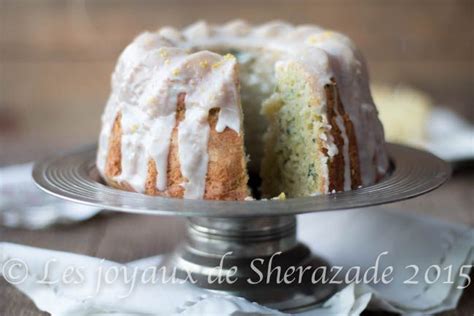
[
  {"x1": 97, "y1": 32, "x2": 242, "y2": 198},
  {"x1": 97, "y1": 20, "x2": 389, "y2": 198},
  {"x1": 334, "y1": 106, "x2": 352, "y2": 191}
]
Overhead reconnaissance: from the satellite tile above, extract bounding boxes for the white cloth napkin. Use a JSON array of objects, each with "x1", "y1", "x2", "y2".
[
  {"x1": 298, "y1": 209, "x2": 473, "y2": 314},
  {"x1": 0, "y1": 242, "x2": 368, "y2": 315},
  {"x1": 426, "y1": 107, "x2": 474, "y2": 161},
  {"x1": 1, "y1": 209, "x2": 472, "y2": 315},
  {"x1": 0, "y1": 163, "x2": 101, "y2": 229}
]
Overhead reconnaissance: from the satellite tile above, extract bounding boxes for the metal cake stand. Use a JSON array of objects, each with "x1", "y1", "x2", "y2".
[{"x1": 33, "y1": 143, "x2": 450, "y2": 312}]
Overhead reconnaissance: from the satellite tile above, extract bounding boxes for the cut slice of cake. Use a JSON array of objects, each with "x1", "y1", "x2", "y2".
[{"x1": 260, "y1": 53, "x2": 362, "y2": 197}]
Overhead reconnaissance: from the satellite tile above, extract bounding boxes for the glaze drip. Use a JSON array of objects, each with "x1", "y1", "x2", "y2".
[{"x1": 97, "y1": 33, "x2": 241, "y2": 198}]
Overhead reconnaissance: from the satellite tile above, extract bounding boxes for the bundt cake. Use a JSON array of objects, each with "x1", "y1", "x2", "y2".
[{"x1": 97, "y1": 20, "x2": 389, "y2": 200}]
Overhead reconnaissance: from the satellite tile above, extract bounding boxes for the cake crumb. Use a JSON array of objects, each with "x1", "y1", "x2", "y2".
[{"x1": 272, "y1": 192, "x2": 286, "y2": 200}]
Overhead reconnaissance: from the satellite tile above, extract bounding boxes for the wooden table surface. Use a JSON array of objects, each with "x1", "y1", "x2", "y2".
[{"x1": 0, "y1": 0, "x2": 472, "y2": 314}]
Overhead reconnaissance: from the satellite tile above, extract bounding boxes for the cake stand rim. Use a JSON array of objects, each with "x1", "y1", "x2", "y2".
[{"x1": 32, "y1": 143, "x2": 451, "y2": 217}]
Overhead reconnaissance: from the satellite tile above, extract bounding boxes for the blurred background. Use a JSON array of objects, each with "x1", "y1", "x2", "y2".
[
  {"x1": 1, "y1": 2, "x2": 473, "y2": 314},
  {"x1": 0, "y1": 0, "x2": 472, "y2": 164}
]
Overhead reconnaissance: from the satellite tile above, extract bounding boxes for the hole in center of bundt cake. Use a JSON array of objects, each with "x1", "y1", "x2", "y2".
[{"x1": 247, "y1": 171, "x2": 262, "y2": 200}]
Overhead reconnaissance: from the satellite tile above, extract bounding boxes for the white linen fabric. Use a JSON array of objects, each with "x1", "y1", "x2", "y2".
[
  {"x1": 426, "y1": 107, "x2": 474, "y2": 161},
  {"x1": 298, "y1": 209, "x2": 473, "y2": 315},
  {"x1": 0, "y1": 163, "x2": 101, "y2": 229}
]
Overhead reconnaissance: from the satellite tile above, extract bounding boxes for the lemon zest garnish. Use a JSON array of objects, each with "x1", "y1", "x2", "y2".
[
  {"x1": 307, "y1": 31, "x2": 334, "y2": 45},
  {"x1": 212, "y1": 54, "x2": 235, "y2": 68},
  {"x1": 159, "y1": 49, "x2": 168, "y2": 58},
  {"x1": 224, "y1": 53, "x2": 236, "y2": 61},
  {"x1": 130, "y1": 124, "x2": 139, "y2": 133},
  {"x1": 212, "y1": 61, "x2": 223, "y2": 68},
  {"x1": 147, "y1": 96, "x2": 157, "y2": 105},
  {"x1": 211, "y1": 61, "x2": 224, "y2": 68}
]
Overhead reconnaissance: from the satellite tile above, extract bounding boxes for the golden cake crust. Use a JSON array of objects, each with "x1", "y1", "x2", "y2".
[{"x1": 325, "y1": 79, "x2": 362, "y2": 191}]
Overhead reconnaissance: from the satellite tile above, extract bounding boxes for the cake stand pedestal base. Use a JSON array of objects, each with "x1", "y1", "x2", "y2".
[{"x1": 162, "y1": 216, "x2": 339, "y2": 312}]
